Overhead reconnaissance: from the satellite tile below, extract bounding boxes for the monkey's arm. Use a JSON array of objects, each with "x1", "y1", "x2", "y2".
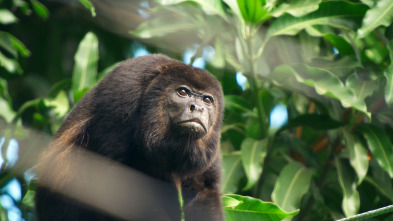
[{"x1": 182, "y1": 160, "x2": 223, "y2": 221}]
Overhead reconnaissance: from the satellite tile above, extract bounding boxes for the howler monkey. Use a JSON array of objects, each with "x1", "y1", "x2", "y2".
[{"x1": 35, "y1": 54, "x2": 224, "y2": 221}]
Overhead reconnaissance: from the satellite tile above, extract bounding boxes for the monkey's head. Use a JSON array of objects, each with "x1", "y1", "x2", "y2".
[{"x1": 137, "y1": 59, "x2": 224, "y2": 176}]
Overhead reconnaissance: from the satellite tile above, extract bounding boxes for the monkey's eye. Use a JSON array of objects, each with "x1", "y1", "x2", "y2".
[
  {"x1": 203, "y1": 96, "x2": 214, "y2": 105},
  {"x1": 177, "y1": 88, "x2": 189, "y2": 97}
]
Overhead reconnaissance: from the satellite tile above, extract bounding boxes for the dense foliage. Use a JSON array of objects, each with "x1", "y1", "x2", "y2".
[{"x1": 1, "y1": 0, "x2": 393, "y2": 220}]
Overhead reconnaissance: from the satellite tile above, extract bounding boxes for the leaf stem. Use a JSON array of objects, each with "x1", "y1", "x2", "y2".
[{"x1": 244, "y1": 25, "x2": 268, "y2": 138}]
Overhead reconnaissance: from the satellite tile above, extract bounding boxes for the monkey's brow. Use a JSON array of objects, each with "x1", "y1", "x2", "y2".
[{"x1": 188, "y1": 90, "x2": 204, "y2": 98}]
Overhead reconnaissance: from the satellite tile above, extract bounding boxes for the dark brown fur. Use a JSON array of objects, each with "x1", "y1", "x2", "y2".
[{"x1": 35, "y1": 54, "x2": 224, "y2": 221}]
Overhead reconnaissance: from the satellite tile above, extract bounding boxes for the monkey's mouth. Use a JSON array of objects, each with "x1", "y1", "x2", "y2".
[{"x1": 178, "y1": 119, "x2": 207, "y2": 134}]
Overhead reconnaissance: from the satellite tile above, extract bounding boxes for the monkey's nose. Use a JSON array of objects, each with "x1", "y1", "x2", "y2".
[{"x1": 190, "y1": 104, "x2": 204, "y2": 112}]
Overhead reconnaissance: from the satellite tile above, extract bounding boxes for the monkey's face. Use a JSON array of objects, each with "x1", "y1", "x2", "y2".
[
  {"x1": 168, "y1": 85, "x2": 215, "y2": 139},
  {"x1": 138, "y1": 62, "x2": 223, "y2": 175}
]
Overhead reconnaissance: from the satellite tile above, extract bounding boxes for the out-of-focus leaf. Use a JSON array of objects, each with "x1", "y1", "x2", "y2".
[
  {"x1": 384, "y1": 41, "x2": 393, "y2": 107},
  {"x1": 335, "y1": 158, "x2": 360, "y2": 217},
  {"x1": 43, "y1": 91, "x2": 69, "y2": 118},
  {"x1": 31, "y1": 0, "x2": 49, "y2": 19},
  {"x1": 0, "y1": 52, "x2": 22, "y2": 74},
  {"x1": 272, "y1": 161, "x2": 313, "y2": 212},
  {"x1": 0, "y1": 9, "x2": 18, "y2": 25},
  {"x1": 245, "y1": 116, "x2": 261, "y2": 139},
  {"x1": 223, "y1": 0, "x2": 243, "y2": 21},
  {"x1": 307, "y1": 57, "x2": 361, "y2": 79},
  {"x1": 271, "y1": 64, "x2": 369, "y2": 117},
  {"x1": 222, "y1": 152, "x2": 244, "y2": 194},
  {"x1": 22, "y1": 189, "x2": 35, "y2": 207},
  {"x1": 0, "y1": 98, "x2": 16, "y2": 123},
  {"x1": 343, "y1": 131, "x2": 368, "y2": 184},
  {"x1": 0, "y1": 31, "x2": 31, "y2": 58},
  {"x1": 79, "y1": 0, "x2": 96, "y2": 17},
  {"x1": 358, "y1": 0, "x2": 393, "y2": 38},
  {"x1": 224, "y1": 95, "x2": 252, "y2": 113},
  {"x1": 71, "y1": 32, "x2": 99, "y2": 102},
  {"x1": 266, "y1": 1, "x2": 367, "y2": 39},
  {"x1": 223, "y1": 194, "x2": 299, "y2": 221},
  {"x1": 159, "y1": 0, "x2": 226, "y2": 18},
  {"x1": 0, "y1": 32, "x2": 17, "y2": 57},
  {"x1": 271, "y1": 0, "x2": 321, "y2": 17},
  {"x1": 281, "y1": 114, "x2": 344, "y2": 131},
  {"x1": 241, "y1": 138, "x2": 267, "y2": 190},
  {"x1": 131, "y1": 6, "x2": 202, "y2": 39},
  {"x1": 357, "y1": 124, "x2": 393, "y2": 178},
  {"x1": 237, "y1": 0, "x2": 270, "y2": 24},
  {"x1": 346, "y1": 73, "x2": 379, "y2": 102}
]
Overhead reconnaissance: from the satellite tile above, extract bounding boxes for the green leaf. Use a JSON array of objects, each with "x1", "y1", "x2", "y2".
[
  {"x1": 224, "y1": 95, "x2": 252, "y2": 113},
  {"x1": 71, "y1": 32, "x2": 99, "y2": 103},
  {"x1": 237, "y1": 0, "x2": 270, "y2": 24},
  {"x1": 43, "y1": 91, "x2": 69, "y2": 118},
  {"x1": 22, "y1": 188, "x2": 36, "y2": 207},
  {"x1": 335, "y1": 158, "x2": 360, "y2": 217},
  {"x1": 358, "y1": 0, "x2": 393, "y2": 38},
  {"x1": 223, "y1": 194, "x2": 299, "y2": 221},
  {"x1": 245, "y1": 116, "x2": 261, "y2": 139},
  {"x1": 271, "y1": 161, "x2": 313, "y2": 212},
  {"x1": 384, "y1": 41, "x2": 393, "y2": 107},
  {"x1": 343, "y1": 130, "x2": 368, "y2": 184},
  {"x1": 241, "y1": 138, "x2": 268, "y2": 190},
  {"x1": 266, "y1": 1, "x2": 367, "y2": 39},
  {"x1": 346, "y1": 73, "x2": 379, "y2": 102},
  {"x1": 281, "y1": 114, "x2": 344, "y2": 131},
  {"x1": 308, "y1": 57, "x2": 361, "y2": 78},
  {"x1": 131, "y1": 15, "x2": 196, "y2": 39},
  {"x1": 79, "y1": 0, "x2": 96, "y2": 17},
  {"x1": 0, "y1": 97, "x2": 16, "y2": 123},
  {"x1": 159, "y1": 0, "x2": 226, "y2": 18},
  {"x1": 31, "y1": 0, "x2": 49, "y2": 20},
  {"x1": 0, "y1": 51, "x2": 22, "y2": 74},
  {"x1": 271, "y1": 0, "x2": 321, "y2": 17},
  {"x1": 365, "y1": 160, "x2": 393, "y2": 202},
  {"x1": 222, "y1": 152, "x2": 244, "y2": 194},
  {"x1": 0, "y1": 9, "x2": 18, "y2": 25},
  {"x1": 223, "y1": 0, "x2": 243, "y2": 21},
  {"x1": 0, "y1": 32, "x2": 17, "y2": 57},
  {"x1": 0, "y1": 31, "x2": 30, "y2": 58},
  {"x1": 271, "y1": 64, "x2": 369, "y2": 117},
  {"x1": 357, "y1": 124, "x2": 393, "y2": 178}
]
